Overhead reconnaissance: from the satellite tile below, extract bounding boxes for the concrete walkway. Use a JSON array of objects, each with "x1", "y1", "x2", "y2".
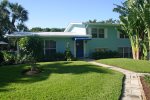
[{"x1": 84, "y1": 59, "x2": 146, "y2": 100}]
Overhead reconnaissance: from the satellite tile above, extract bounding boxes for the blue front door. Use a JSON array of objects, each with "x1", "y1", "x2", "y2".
[{"x1": 76, "y1": 40, "x2": 84, "y2": 58}]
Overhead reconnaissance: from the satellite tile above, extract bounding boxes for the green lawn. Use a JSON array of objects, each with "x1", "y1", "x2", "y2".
[
  {"x1": 0, "y1": 61, "x2": 123, "y2": 100},
  {"x1": 97, "y1": 58, "x2": 150, "y2": 73}
]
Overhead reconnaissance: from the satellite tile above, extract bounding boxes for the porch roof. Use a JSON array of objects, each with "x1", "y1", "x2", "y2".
[
  {"x1": 6, "y1": 32, "x2": 91, "y2": 38},
  {"x1": 72, "y1": 37, "x2": 91, "y2": 41}
]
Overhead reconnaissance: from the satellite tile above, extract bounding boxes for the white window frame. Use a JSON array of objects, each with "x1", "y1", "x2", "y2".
[
  {"x1": 118, "y1": 47, "x2": 131, "y2": 58},
  {"x1": 44, "y1": 40, "x2": 56, "y2": 55},
  {"x1": 91, "y1": 28, "x2": 107, "y2": 39},
  {"x1": 117, "y1": 32, "x2": 128, "y2": 39}
]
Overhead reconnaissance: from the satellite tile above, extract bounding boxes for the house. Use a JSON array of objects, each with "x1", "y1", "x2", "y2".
[{"x1": 6, "y1": 22, "x2": 131, "y2": 58}]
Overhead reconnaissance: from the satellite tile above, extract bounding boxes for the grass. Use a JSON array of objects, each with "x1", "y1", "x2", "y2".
[
  {"x1": 97, "y1": 58, "x2": 150, "y2": 73},
  {"x1": 144, "y1": 76, "x2": 150, "y2": 84},
  {"x1": 0, "y1": 61, "x2": 123, "y2": 100}
]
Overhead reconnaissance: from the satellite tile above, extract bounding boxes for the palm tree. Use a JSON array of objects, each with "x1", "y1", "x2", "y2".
[
  {"x1": 113, "y1": 1, "x2": 141, "y2": 60},
  {"x1": 138, "y1": 0, "x2": 150, "y2": 59},
  {"x1": 8, "y1": 2, "x2": 28, "y2": 32},
  {"x1": 0, "y1": 0, "x2": 10, "y2": 40},
  {"x1": 113, "y1": 0, "x2": 150, "y2": 60}
]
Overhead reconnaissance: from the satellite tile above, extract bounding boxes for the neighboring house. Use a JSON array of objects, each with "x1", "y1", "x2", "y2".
[{"x1": 6, "y1": 22, "x2": 131, "y2": 58}]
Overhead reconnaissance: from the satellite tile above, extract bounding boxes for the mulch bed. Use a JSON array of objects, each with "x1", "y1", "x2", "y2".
[
  {"x1": 140, "y1": 77, "x2": 150, "y2": 100},
  {"x1": 21, "y1": 67, "x2": 42, "y2": 75}
]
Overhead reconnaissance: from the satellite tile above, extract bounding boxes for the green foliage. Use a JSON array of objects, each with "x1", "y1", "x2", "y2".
[
  {"x1": 87, "y1": 18, "x2": 119, "y2": 24},
  {"x1": 144, "y1": 76, "x2": 150, "y2": 84},
  {"x1": 42, "y1": 52, "x2": 65, "y2": 61},
  {"x1": 64, "y1": 43, "x2": 73, "y2": 61},
  {"x1": 0, "y1": 51, "x2": 4, "y2": 64},
  {"x1": 30, "y1": 27, "x2": 65, "y2": 32},
  {"x1": 113, "y1": 0, "x2": 150, "y2": 60},
  {"x1": 2, "y1": 51, "x2": 15, "y2": 65},
  {"x1": 92, "y1": 51, "x2": 119, "y2": 60},
  {"x1": 0, "y1": 0, "x2": 28, "y2": 40},
  {"x1": 18, "y1": 36, "x2": 43, "y2": 61}
]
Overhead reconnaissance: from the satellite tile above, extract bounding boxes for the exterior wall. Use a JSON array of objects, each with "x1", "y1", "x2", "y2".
[
  {"x1": 86, "y1": 25, "x2": 131, "y2": 57},
  {"x1": 41, "y1": 24, "x2": 131, "y2": 58},
  {"x1": 41, "y1": 37, "x2": 75, "y2": 56}
]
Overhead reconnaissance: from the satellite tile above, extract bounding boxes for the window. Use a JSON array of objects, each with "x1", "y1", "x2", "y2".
[
  {"x1": 119, "y1": 33, "x2": 128, "y2": 39},
  {"x1": 118, "y1": 47, "x2": 132, "y2": 58},
  {"x1": 91, "y1": 28, "x2": 97, "y2": 38},
  {"x1": 91, "y1": 28, "x2": 106, "y2": 38},
  {"x1": 95, "y1": 48, "x2": 108, "y2": 52},
  {"x1": 44, "y1": 40, "x2": 56, "y2": 55},
  {"x1": 98, "y1": 29, "x2": 105, "y2": 38}
]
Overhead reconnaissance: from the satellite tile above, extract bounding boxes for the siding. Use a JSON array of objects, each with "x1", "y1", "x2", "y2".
[
  {"x1": 86, "y1": 25, "x2": 131, "y2": 56},
  {"x1": 42, "y1": 37, "x2": 74, "y2": 56}
]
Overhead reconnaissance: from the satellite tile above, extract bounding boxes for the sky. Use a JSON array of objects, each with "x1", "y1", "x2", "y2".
[{"x1": 8, "y1": 0, "x2": 124, "y2": 29}]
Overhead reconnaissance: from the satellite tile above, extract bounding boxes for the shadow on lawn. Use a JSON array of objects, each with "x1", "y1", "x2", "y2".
[{"x1": 0, "y1": 61, "x2": 112, "y2": 92}]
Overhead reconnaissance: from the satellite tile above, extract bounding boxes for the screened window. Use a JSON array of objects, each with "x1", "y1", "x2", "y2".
[
  {"x1": 119, "y1": 33, "x2": 129, "y2": 39},
  {"x1": 98, "y1": 29, "x2": 105, "y2": 38},
  {"x1": 91, "y1": 28, "x2": 105, "y2": 38},
  {"x1": 44, "y1": 40, "x2": 56, "y2": 55},
  {"x1": 91, "y1": 28, "x2": 97, "y2": 38},
  {"x1": 118, "y1": 47, "x2": 132, "y2": 58}
]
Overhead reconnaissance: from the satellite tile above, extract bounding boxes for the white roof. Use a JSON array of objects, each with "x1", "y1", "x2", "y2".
[
  {"x1": 0, "y1": 41, "x2": 8, "y2": 44},
  {"x1": 6, "y1": 32, "x2": 91, "y2": 37},
  {"x1": 64, "y1": 23, "x2": 83, "y2": 32}
]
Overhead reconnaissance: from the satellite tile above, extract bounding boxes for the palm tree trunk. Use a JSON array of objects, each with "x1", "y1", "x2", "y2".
[
  {"x1": 135, "y1": 34, "x2": 140, "y2": 60},
  {"x1": 130, "y1": 36, "x2": 136, "y2": 59},
  {"x1": 147, "y1": 28, "x2": 150, "y2": 60}
]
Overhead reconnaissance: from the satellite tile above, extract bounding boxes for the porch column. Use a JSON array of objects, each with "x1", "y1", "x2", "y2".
[
  {"x1": 84, "y1": 40, "x2": 86, "y2": 58},
  {"x1": 43, "y1": 40, "x2": 45, "y2": 55},
  {"x1": 74, "y1": 40, "x2": 76, "y2": 57}
]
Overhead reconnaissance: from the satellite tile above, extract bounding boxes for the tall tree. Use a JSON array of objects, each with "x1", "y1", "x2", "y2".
[
  {"x1": 9, "y1": 2, "x2": 28, "y2": 32},
  {"x1": 113, "y1": 0, "x2": 149, "y2": 60},
  {"x1": 0, "y1": 0, "x2": 28, "y2": 40},
  {"x1": 114, "y1": 1, "x2": 141, "y2": 60},
  {"x1": 0, "y1": 0, "x2": 9, "y2": 40},
  {"x1": 138, "y1": 0, "x2": 150, "y2": 59}
]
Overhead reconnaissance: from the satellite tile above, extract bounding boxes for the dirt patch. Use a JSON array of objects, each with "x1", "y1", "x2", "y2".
[
  {"x1": 140, "y1": 77, "x2": 150, "y2": 100},
  {"x1": 22, "y1": 67, "x2": 42, "y2": 75}
]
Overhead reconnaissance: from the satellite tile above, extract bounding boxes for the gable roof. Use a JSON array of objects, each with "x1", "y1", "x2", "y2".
[{"x1": 64, "y1": 23, "x2": 84, "y2": 32}]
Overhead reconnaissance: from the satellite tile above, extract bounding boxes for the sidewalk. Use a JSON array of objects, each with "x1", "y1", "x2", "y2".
[{"x1": 84, "y1": 59, "x2": 146, "y2": 100}]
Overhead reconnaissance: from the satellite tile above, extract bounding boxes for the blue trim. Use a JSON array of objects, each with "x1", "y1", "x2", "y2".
[{"x1": 73, "y1": 37, "x2": 91, "y2": 41}]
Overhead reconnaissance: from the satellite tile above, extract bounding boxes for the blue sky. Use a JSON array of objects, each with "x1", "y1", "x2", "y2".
[{"x1": 9, "y1": 0, "x2": 124, "y2": 29}]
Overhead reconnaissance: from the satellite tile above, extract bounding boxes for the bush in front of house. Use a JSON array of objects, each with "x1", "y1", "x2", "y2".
[
  {"x1": 91, "y1": 50, "x2": 119, "y2": 59},
  {"x1": 2, "y1": 51, "x2": 16, "y2": 65},
  {"x1": 18, "y1": 36, "x2": 43, "y2": 61},
  {"x1": 64, "y1": 42, "x2": 73, "y2": 61},
  {"x1": 42, "y1": 52, "x2": 65, "y2": 62},
  {"x1": 0, "y1": 51, "x2": 4, "y2": 65}
]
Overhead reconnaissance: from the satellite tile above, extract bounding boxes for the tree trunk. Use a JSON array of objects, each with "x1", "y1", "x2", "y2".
[
  {"x1": 147, "y1": 28, "x2": 150, "y2": 60},
  {"x1": 131, "y1": 47, "x2": 136, "y2": 59},
  {"x1": 136, "y1": 47, "x2": 140, "y2": 60}
]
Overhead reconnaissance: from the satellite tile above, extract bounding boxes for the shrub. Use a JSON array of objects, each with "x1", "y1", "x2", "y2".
[
  {"x1": 91, "y1": 50, "x2": 119, "y2": 59},
  {"x1": 64, "y1": 43, "x2": 73, "y2": 61},
  {"x1": 18, "y1": 36, "x2": 43, "y2": 61},
  {"x1": 0, "y1": 52, "x2": 4, "y2": 65},
  {"x1": 42, "y1": 52, "x2": 65, "y2": 62},
  {"x1": 2, "y1": 51, "x2": 16, "y2": 65}
]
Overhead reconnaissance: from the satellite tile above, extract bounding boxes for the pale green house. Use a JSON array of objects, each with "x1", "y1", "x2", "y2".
[{"x1": 7, "y1": 22, "x2": 131, "y2": 58}]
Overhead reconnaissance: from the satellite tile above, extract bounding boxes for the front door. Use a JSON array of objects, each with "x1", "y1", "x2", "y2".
[{"x1": 76, "y1": 40, "x2": 84, "y2": 58}]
